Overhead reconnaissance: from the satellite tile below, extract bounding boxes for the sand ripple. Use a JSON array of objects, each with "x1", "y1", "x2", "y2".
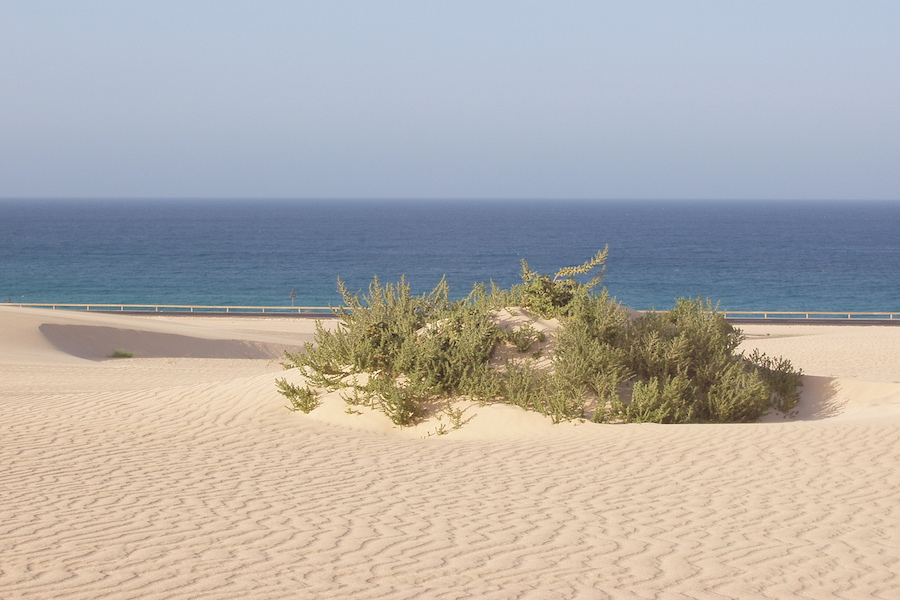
[{"x1": 1, "y1": 307, "x2": 899, "y2": 599}]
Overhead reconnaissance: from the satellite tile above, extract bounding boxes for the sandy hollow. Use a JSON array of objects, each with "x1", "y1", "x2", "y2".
[{"x1": 1, "y1": 306, "x2": 898, "y2": 599}]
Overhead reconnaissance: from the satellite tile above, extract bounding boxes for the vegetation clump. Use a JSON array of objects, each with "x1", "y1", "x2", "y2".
[
  {"x1": 276, "y1": 378, "x2": 320, "y2": 413},
  {"x1": 517, "y1": 246, "x2": 608, "y2": 318},
  {"x1": 279, "y1": 250, "x2": 802, "y2": 427}
]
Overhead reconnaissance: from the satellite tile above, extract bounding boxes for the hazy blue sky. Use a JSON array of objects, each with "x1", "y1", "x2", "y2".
[{"x1": 2, "y1": 1, "x2": 899, "y2": 200}]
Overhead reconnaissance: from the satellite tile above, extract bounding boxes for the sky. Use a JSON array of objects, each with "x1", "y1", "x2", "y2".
[{"x1": 2, "y1": 1, "x2": 899, "y2": 200}]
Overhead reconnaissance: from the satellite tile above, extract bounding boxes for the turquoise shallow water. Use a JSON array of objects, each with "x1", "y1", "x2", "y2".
[{"x1": 1, "y1": 199, "x2": 898, "y2": 312}]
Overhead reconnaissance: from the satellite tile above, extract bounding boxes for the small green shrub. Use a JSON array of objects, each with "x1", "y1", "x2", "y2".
[
  {"x1": 516, "y1": 247, "x2": 608, "y2": 318},
  {"x1": 553, "y1": 295, "x2": 632, "y2": 394},
  {"x1": 340, "y1": 379, "x2": 373, "y2": 407},
  {"x1": 281, "y1": 275, "x2": 509, "y2": 425},
  {"x1": 397, "y1": 304, "x2": 503, "y2": 393},
  {"x1": 458, "y1": 362, "x2": 503, "y2": 403},
  {"x1": 502, "y1": 321, "x2": 546, "y2": 352},
  {"x1": 744, "y1": 349, "x2": 804, "y2": 414},
  {"x1": 704, "y1": 362, "x2": 770, "y2": 422},
  {"x1": 276, "y1": 378, "x2": 320, "y2": 413},
  {"x1": 626, "y1": 375, "x2": 693, "y2": 423},
  {"x1": 500, "y1": 360, "x2": 548, "y2": 413},
  {"x1": 442, "y1": 402, "x2": 465, "y2": 429},
  {"x1": 364, "y1": 376, "x2": 432, "y2": 426},
  {"x1": 543, "y1": 374, "x2": 588, "y2": 423},
  {"x1": 108, "y1": 349, "x2": 134, "y2": 358}
]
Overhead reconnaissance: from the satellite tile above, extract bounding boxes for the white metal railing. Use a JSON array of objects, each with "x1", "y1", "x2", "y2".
[
  {"x1": 4, "y1": 303, "x2": 336, "y2": 314},
  {"x1": 4, "y1": 304, "x2": 898, "y2": 320},
  {"x1": 721, "y1": 310, "x2": 898, "y2": 320}
]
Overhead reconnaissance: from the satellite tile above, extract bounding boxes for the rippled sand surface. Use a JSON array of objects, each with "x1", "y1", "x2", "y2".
[{"x1": 2, "y1": 307, "x2": 898, "y2": 599}]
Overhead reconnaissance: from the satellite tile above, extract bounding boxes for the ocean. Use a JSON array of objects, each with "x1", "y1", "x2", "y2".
[{"x1": 1, "y1": 199, "x2": 898, "y2": 312}]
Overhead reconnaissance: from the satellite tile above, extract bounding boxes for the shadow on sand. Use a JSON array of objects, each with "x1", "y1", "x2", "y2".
[{"x1": 762, "y1": 375, "x2": 845, "y2": 422}]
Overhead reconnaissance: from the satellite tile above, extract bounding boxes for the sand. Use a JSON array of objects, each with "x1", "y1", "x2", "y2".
[{"x1": 1, "y1": 306, "x2": 898, "y2": 599}]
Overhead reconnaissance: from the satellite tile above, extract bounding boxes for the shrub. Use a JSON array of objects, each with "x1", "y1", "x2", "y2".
[
  {"x1": 516, "y1": 246, "x2": 608, "y2": 318},
  {"x1": 704, "y1": 362, "x2": 770, "y2": 422},
  {"x1": 276, "y1": 378, "x2": 320, "y2": 413},
  {"x1": 502, "y1": 321, "x2": 545, "y2": 353},
  {"x1": 397, "y1": 304, "x2": 503, "y2": 393},
  {"x1": 626, "y1": 375, "x2": 693, "y2": 423},
  {"x1": 283, "y1": 276, "x2": 448, "y2": 384},
  {"x1": 364, "y1": 376, "x2": 431, "y2": 426},
  {"x1": 543, "y1": 373, "x2": 588, "y2": 423},
  {"x1": 279, "y1": 251, "x2": 803, "y2": 427},
  {"x1": 560, "y1": 295, "x2": 801, "y2": 423},
  {"x1": 744, "y1": 349, "x2": 803, "y2": 415},
  {"x1": 553, "y1": 291, "x2": 632, "y2": 394},
  {"x1": 501, "y1": 360, "x2": 549, "y2": 414},
  {"x1": 281, "y1": 275, "x2": 507, "y2": 425}
]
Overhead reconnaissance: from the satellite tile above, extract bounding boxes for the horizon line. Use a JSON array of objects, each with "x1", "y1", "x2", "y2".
[{"x1": 2, "y1": 196, "x2": 899, "y2": 203}]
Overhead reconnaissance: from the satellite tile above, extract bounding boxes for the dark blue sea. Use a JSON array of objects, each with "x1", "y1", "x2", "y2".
[{"x1": 1, "y1": 199, "x2": 898, "y2": 312}]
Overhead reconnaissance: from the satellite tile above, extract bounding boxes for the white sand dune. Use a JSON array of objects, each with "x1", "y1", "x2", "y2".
[{"x1": 2, "y1": 306, "x2": 898, "y2": 599}]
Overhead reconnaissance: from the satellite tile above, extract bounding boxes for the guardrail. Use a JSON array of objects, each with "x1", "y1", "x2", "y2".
[
  {"x1": 4, "y1": 303, "x2": 336, "y2": 314},
  {"x1": 5, "y1": 304, "x2": 898, "y2": 320},
  {"x1": 721, "y1": 311, "x2": 898, "y2": 320}
]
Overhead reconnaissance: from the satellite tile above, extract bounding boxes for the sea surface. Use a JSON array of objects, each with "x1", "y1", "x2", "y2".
[{"x1": 1, "y1": 199, "x2": 898, "y2": 313}]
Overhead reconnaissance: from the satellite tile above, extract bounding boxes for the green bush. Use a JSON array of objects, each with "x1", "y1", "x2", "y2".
[
  {"x1": 279, "y1": 251, "x2": 803, "y2": 427},
  {"x1": 743, "y1": 349, "x2": 804, "y2": 415},
  {"x1": 515, "y1": 246, "x2": 608, "y2": 318},
  {"x1": 502, "y1": 321, "x2": 545, "y2": 353},
  {"x1": 704, "y1": 362, "x2": 770, "y2": 422},
  {"x1": 501, "y1": 360, "x2": 549, "y2": 414},
  {"x1": 558, "y1": 295, "x2": 801, "y2": 423},
  {"x1": 397, "y1": 304, "x2": 503, "y2": 393},
  {"x1": 276, "y1": 378, "x2": 320, "y2": 413},
  {"x1": 626, "y1": 375, "x2": 693, "y2": 423},
  {"x1": 363, "y1": 376, "x2": 432, "y2": 426}
]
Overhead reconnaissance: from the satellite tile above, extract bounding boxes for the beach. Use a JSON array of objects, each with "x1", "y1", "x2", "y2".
[{"x1": 2, "y1": 306, "x2": 898, "y2": 599}]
